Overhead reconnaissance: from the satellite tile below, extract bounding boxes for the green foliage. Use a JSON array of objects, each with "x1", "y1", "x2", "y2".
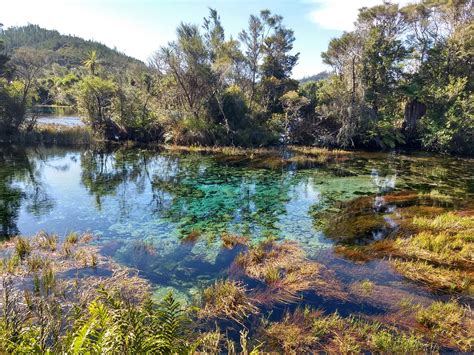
[
  {"x1": 76, "y1": 75, "x2": 116, "y2": 136},
  {"x1": 1, "y1": 2, "x2": 473, "y2": 153},
  {"x1": 66, "y1": 290, "x2": 198, "y2": 354}
]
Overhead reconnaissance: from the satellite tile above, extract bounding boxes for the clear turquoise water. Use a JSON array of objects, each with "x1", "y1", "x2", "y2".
[{"x1": 1, "y1": 145, "x2": 473, "y2": 303}]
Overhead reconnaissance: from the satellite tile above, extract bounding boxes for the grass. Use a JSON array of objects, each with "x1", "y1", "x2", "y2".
[
  {"x1": 352, "y1": 279, "x2": 375, "y2": 294},
  {"x1": 331, "y1": 209, "x2": 473, "y2": 294},
  {"x1": 415, "y1": 300, "x2": 473, "y2": 351},
  {"x1": 234, "y1": 240, "x2": 325, "y2": 303},
  {"x1": 259, "y1": 307, "x2": 432, "y2": 353},
  {"x1": 392, "y1": 259, "x2": 472, "y2": 293},
  {"x1": 162, "y1": 144, "x2": 353, "y2": 167},
  {"x1": 14, "y1": 236, "x2": 31, "y2": 259},
  {"x1": 412, "y1": 212, "x2": 474, "y2": 232},
  {"x1": 26, "y1": 254, "x2": 49, "y2": 272},
  {"x1": 0, "y1": 230, "x2": 472, "y2": 353},
  {"x1": 35, "y1": 231, "x2": 58, "y2": 251},
  {"x1": 198, "y1": 279, "x2": 258, "y2": 323},
  {"x1": 1, "y1": 125, "x2": 94, "y2": 146},
  {"x1": 370, "y1": 330, "x2": 425, "y2": 353}
]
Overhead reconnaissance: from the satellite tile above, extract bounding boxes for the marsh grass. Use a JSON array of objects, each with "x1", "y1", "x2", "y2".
[
  {"x1": 198, "y1": 279, "x2": 258, "y2": 323},
  {"x1": 233, "y1": 240, "x2": 344, "y2": 304},
  {"x1": 163, "y1": 144, "x2": 352, "y2": 167},
  {"x1": 14, "y1": 237, "x2": 31, "y2": 259},
  {"x1": 26, "y1": 254, "x2": 49, "y2": 272},
  {"x1": 260, "y1": 307, "x2": 431, "y2": 353},
  {"x1": 415, "y1": 300, "x2": 473, "y2": 351},
  {"x1": 35, "y1": 231, "x2": 58, "y2": 252},
  {"x1": 332, "y1": 209, "x2": 473, "y2": 294},
  {"x1": 9, "y1": 125, "x2": 94, "y2": 146},
  {"x1": 352, "y1": 279, "x2": 375, "y2": 294}
]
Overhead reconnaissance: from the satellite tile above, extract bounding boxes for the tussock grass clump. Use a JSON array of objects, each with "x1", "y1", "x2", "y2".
[
  {"x1": 1, "y1": 254, "x2": 20, "y2": 274},
  {"x1": 264, "y1": 308, "x2": 320, "y2": 353},
  {"x1": 35, "y1": 231, "x2": 58, "y2": 251},
  {"x1": 391, "y1": 259, "x2": 472, "y2": 293},
  {"x1": 260, "y1": 307, "x2": 430, "y2": 353},
  {"x1": 14, "y1": 236, "x2": 31, "y2": 259},
  {"x1": 416, "y1": 300, "x2": 473, "y2": 351},
  {"x1": 65, "y1": 232, "x2": 79, "y2": 245},
  {"x1": 370, "y1": 329, "x2": 426, "y2": 353},
  {"x1": 233, "y1": 240, "x2": 343, "y2": 304},
  {"x1": 198, "y1": 280, "x2": 258, "y2": 322},
  {"x1": 26, "y1": 254, "x2": 49, "y2": 272},
  {"x1": 351, "y1": 279, "x2": 375, "y2": 295}
]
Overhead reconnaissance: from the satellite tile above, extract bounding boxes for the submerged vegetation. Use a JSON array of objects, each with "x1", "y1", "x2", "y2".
[
  {"x1": 322, "y1": 191, "x2": 474, "y2": 295},
  {"x1": 0, "y1": 231, "x2": 472, "y2": 353},
  {"x1": 0, "y1": 0, "x2": 473, "y2": 351}
]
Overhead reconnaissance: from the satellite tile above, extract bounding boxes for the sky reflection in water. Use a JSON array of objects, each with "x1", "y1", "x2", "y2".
[{"x1": 1, "y1": 145, "x2": 473, "y2": 303}]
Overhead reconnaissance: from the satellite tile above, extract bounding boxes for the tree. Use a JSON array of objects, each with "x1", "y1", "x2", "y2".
[
  {"x1": 239, "y1": 10, "x2": 288, "y2": 108},
  {"x1": 276, "y1": 90, "x2": 310, "y2": 144},
  {"x1": 76, "y1": 76, "x2": 116, "y2": 137},
  {"x1": 155, "y1": 23, "x2": 214, "y2": 121},
  {"x1": 320, "y1": 32, "x2": 365, "y2": 147},
  {"x1": 83, "y1": 50, "x2": 99, "y2": 76}
]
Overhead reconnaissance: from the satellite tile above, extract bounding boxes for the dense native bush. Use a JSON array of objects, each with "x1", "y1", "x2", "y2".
[{"x1": 1, "y1": 2, "x2": 472, "y2": 154}]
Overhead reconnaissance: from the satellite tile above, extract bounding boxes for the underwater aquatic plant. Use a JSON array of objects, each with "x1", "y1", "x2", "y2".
[{"x1": 220, "y1": 233, "x2": 248, "y2": 249}]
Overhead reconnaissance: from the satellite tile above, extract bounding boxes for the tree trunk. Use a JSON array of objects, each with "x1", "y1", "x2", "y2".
[{"x1": 403, "y1": 98, "x2": 426, "y2": 143}]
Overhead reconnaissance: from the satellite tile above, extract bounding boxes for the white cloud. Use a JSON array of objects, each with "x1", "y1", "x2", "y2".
[{"x1": 308, "y1": 0, "x2": 412, "y2": 32}]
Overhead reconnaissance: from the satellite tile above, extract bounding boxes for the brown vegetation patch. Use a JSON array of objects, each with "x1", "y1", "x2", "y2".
[
  {"x1": 220, "y1": 233, "x2": 249, "y2": 249},
  {"x1": 198, "y1": 279, "x2": 258, "y2": 323},
  {"x1": 232, "y1": 240, "x2": 346, "y2": 304}
]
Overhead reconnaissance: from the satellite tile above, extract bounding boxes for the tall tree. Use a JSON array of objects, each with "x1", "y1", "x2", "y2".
[{"x1": 83, "y1": 50, "x2": 99, "y2": 76}]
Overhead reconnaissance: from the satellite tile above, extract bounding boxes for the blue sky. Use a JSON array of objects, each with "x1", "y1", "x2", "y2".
[{"x1": 2, "y1": 0, "x2": 410, "y2": 78}]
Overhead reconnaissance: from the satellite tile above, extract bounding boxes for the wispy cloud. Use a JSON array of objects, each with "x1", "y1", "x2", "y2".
[{"x1": 308, "y1": 0, "x2": 412, "y2": 32}]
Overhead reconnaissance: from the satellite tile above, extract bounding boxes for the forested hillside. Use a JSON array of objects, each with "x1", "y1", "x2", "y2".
[{"x1": 2, "y1": 24, "x2": 143, "y2": 69}]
